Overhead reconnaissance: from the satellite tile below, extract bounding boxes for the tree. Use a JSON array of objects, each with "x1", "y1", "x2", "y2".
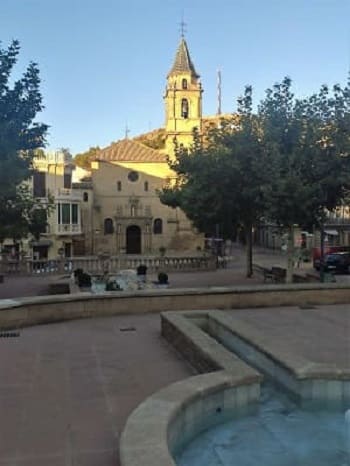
[
  {"x1": 160, "y1": 87, "x2": 273, "y2": 277},
  {"x1": 74, "y1": 146, "x2": 100, "y2": 169},
  {"x1": 259, "y1": 77, "x2": 350, "y2": 282},
  {"x1": 0, "y1": 40, "x2": 48, "y2": 249}
]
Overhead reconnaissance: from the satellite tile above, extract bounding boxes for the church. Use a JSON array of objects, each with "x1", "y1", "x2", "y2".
[{"x1": 73, "y1": 36, "x2": 209, "y2": 256}]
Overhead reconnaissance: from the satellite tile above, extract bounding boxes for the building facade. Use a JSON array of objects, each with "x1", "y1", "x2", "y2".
[
  {"x1": 1, "y1": 37, "x2": 211, "y2": 258},
  {"x1": 69, "y1": 36, "x2": 205, "y2": 256}
]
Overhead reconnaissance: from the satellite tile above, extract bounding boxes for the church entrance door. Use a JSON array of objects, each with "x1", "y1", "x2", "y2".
[{"x1": 126, "y1": 225, "x2": 141, "y2": 254}]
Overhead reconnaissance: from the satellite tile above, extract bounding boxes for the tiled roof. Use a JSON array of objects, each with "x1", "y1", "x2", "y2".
[
  {"x1": 95, "y1": 139, "x2": 167, "y2": 163},
  {"x1": 168, "y1": 38, "x2": 199, "y2": 78}
]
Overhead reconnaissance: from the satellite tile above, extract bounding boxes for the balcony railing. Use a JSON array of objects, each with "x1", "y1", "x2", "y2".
[
  {"x1": 55, "y1": 188, "x2": 82, "y2": 201},
  {"x1": 56, "y1": 224, "x2": 82, "y2": 235},
  {"x1": 325, "y1": 216, "x2": 350, "y2": 225}
]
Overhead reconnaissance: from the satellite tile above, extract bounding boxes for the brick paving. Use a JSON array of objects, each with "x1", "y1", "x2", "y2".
[
  {"x1": 0, "y1": 306, "x2": 349, "y2": 465},
  {"x1": 0, "y1": 246, "x2": 348, "y2": 465},
  {"x1": 0, "y1": 314, "x2": 194, "y2": 465}
]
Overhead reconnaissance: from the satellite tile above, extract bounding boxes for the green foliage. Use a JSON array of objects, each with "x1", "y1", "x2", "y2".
[
  {"x1": 259, "y1": 76, "x2": 350, "y2": 230},
  {"x1": 74, "y1": 146, "x2": 100, "y2": 169},
  {"x1": 160, "y1": 89, "x2": 272, "y2": 234},
  {"x1": 160, "y1": 76, "x2": 350, "y2": 278},
  {"x1": 0, "y1": 40, "x2": 48, "y2": 244},
  {"x1": 28, "y1": 206, "x2": 49, "y2": 241}
]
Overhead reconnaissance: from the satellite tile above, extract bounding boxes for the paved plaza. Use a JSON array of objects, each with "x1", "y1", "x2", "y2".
[
  {"x1": 0, "y1": 314, "x2": 194, "y2": 466},
  {"x1": 0, "y1": 246, "x2": 349, "y2": 465},
  {"x1": 0, "y1": 245, "x2": 316, "y2": 300},
  {"x1": 0, "y1": 305, "x2": 349, "y2": 465}
]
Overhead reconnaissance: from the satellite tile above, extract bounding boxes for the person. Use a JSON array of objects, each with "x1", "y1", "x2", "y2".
[{"x1": 136, "y1": 264, "x2": 147, "y2": 283}]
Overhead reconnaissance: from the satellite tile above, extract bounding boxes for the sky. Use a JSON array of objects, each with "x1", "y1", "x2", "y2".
[{"x1": 1, "y1": 0, "x2": 350, "y2": 155}]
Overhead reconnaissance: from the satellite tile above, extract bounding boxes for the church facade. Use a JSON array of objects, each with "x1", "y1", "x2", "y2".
[
  {"x1": 0, "y1": 37, "x2": 210, "y2": 259},
  {"x1": 72, "y1": 37, "x2": 205, "y2": 256}
]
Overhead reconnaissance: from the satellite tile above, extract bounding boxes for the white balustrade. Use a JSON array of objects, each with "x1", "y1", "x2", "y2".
[{"x1": 0, "y1": 255, "x2": 216, "y2": 276}]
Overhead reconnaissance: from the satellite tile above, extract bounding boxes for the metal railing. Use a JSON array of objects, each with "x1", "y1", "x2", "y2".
[{"x1": 56, "y1": 224, "x2": 82, "y2": 234}]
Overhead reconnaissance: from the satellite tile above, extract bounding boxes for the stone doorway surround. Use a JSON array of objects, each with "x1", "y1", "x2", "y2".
[{"x1": 126, "y1": 225, "x2": 142, "y2": 254}]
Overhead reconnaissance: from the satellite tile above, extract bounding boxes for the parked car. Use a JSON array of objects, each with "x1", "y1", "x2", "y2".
[{"x1": 317, "y1": 252, "x2": 350, "y2": 273}]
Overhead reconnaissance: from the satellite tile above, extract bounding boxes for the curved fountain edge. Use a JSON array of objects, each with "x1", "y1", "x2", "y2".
[{"x1": 119, "y1": 370, "x2": 261, "y2": 466}]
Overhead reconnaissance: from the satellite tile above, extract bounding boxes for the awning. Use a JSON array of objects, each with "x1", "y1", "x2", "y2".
[{"x1": 324, "y1": 229, "x2": 339, "y2": 236}]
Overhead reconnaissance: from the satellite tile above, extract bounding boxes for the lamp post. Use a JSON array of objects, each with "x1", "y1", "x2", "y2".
[{"x1": 319, "y1": 224, "x2": 325, "y2": 283}]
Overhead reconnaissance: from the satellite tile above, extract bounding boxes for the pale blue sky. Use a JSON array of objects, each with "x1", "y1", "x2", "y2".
[{"x1": 1, "y1": 0, "x2": 349, "y2": 155}]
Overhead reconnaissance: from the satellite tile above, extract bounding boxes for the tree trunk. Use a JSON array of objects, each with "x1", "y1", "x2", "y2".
[
  {"x1": 245, "y1": 224, "x2": 253, "y2": 278},
  {"x1": 286, "y1": 225, "x2": 294, "y2": 284}
]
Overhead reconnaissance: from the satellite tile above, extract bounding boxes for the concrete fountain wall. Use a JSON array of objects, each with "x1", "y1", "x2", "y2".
[{"x1": 1, "y1": 282, "x2": 350, "y2": 330}]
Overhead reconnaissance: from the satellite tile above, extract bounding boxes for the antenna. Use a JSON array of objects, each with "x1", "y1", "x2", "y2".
[
  {"x1": 125, "y1": 123, "x2": 130, "y2": 139},
  {"x1": 217, "y1": 69, "x2": 222, "y2": 115}
]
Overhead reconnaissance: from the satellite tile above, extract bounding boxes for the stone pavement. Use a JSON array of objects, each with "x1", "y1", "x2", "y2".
[
  {"x1": 0, "y1": 305, "x2": 349, "y2": 465},
  {"x1": 227, "y1": 304, "x2": 350, "y2": 369},
  {"x1": 0, "y1": 245, "x2": 317, "y2": 300},
  {"x1": 0, "y1": 314, "x2": 194, "y2": 466}
]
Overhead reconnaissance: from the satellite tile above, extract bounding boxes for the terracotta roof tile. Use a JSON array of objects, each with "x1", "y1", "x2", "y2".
[{"x1": 95, "y1": 139, "x2": 167, "y2": 163}]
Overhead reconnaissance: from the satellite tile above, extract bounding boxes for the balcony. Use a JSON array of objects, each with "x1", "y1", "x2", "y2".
[
  {"x1": 325, "y1": 216, "x2": 350, "y2": 225},
  {"x1": 55, "y1": 188, "x2": 82, "y2": 201},
  {"x1": 56, "y1": 224, "x2": 82, "y2": 235}
]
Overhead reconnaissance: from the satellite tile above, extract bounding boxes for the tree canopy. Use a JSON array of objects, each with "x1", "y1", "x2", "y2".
[
  {"x1": 160, "y1": 76, "x2": 350, "y2": 279},
  {"x1": 0, "y1": 40, "x2": 49, "y2": 246},
  {"x1": 74, "y1": 146, "x2": 100, "y2": 169},
  {"x1": 260, "y1": 76, "x2": 350, "y2": 231}
]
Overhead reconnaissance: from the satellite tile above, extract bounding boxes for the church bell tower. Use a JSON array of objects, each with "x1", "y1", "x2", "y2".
[{"x1": 164, "y1": 36, "x2": 203, "y2": 157}]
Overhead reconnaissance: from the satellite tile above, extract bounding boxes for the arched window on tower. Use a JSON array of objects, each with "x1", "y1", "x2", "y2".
[
  {"x1": 182, "y1": 78, "x2": 188, "y2": 90},
  {"x1": 181, "y1": 98, "x2": 189, "y2": 119},
  {"x1": 104, "y1": 218, "x2": 114, "y2": 235},
  {"x1": 153, "y1": 218, "x2": 163, "y2": 235}
]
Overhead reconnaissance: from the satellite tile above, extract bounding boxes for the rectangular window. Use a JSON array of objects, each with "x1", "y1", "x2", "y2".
[
  {"x1": 64, "y1": 173, "x2": 72, "y2": 189},
  {"x1": 72, "y1": 204, "x2": 78, "y2": 224},
  {"x1": 33, "y1": 171, "x2": 46, "y2": 197},
  {"x1": 62, "y1": 203, "x2": 70, "y2": 224},
  {"x1": 57, "y1": 203, "x2": 61, "y2": 224}
]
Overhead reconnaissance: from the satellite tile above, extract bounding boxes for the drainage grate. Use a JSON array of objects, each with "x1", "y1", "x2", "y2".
[
  {"x1": 0, "y1": 331, "x2": 20, "y2": 338},
  {"x1": 119, "y1": 327, "x2": 136, "y2": 332}
]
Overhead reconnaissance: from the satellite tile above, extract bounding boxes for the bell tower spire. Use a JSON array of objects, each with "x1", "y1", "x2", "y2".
[{"x1": 164, "y1": 31, "x2": 203, "y2": 157}]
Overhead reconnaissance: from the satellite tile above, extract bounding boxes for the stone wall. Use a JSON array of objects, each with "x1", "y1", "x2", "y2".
[{"x1": 1, "y1": 283, "x2": 350, "y2": 331}]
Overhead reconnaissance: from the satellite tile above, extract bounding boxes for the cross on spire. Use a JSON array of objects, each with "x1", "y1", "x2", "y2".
[{"x1": 179, "y1": 14, "x2": 187, "y2": 38}]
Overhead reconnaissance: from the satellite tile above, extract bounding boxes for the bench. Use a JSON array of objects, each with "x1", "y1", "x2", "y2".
[
  {"x1": 271, "y1": 266, "x2": 286, "y2": 283},
  {"x1": 253, "y1": 264, "x2": 274, "y2": 282},
  {"x1": 253, "y1": 264, "x2": 286, "y2": 283}
]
